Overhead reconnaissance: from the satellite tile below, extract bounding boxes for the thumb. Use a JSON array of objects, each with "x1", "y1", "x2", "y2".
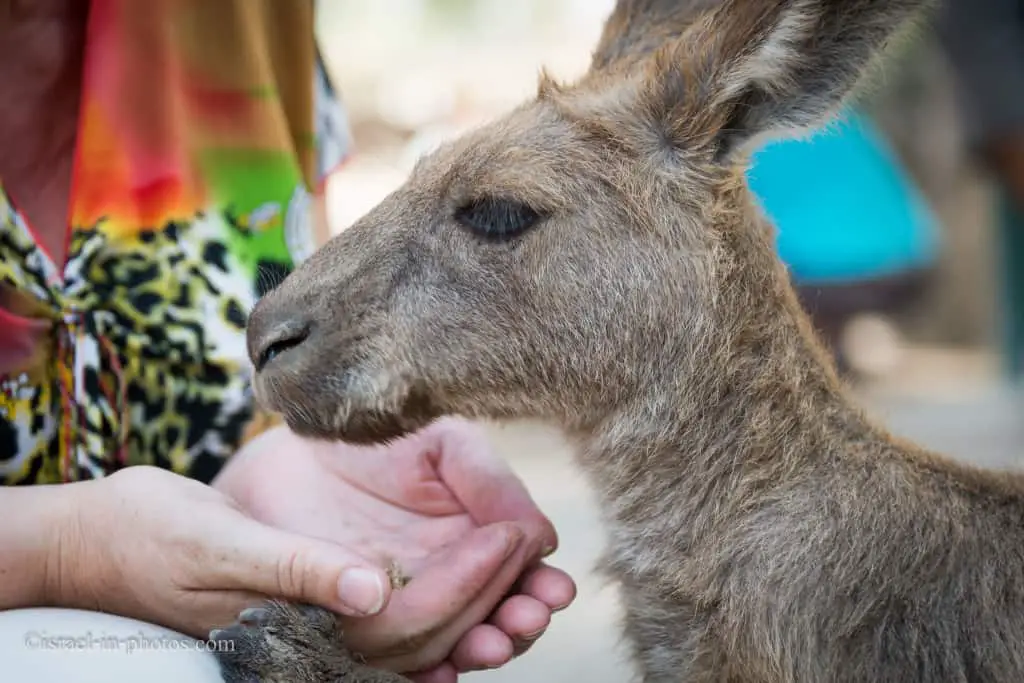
[{"x1": 220, "y1": 517, "x2": 393, "y2": 617}]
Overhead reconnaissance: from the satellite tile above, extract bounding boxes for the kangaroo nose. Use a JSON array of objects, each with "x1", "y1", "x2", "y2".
[{"x1": 247, "y1": 312, "x2": 312, "y2": 373}]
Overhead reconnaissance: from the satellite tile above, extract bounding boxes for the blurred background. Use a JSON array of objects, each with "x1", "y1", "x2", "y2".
[
  {"x1": 314, "y1": 0, "x2": 1021, "y2": 397},
  {"x1": 313, "y1": 3, "x2": 1024, "y2": 679}
]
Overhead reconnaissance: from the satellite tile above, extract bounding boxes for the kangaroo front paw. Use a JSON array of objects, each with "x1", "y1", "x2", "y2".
[{"x1": 211, "y1": 601, "x2": 409, "y2": 683}]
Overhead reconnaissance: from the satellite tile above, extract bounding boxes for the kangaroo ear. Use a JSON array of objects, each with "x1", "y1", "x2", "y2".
[
  {"x1": 590, "y1": 0, "x2": 723, "y2": 71},
  {"x1": 633, "y1": 0, "x2": 932, "y2": 163}
]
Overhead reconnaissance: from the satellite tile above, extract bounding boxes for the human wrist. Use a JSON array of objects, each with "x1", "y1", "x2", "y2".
[
  {"x1": 44, "y1": 477, "x2": 114, "y2": 610},
  {"x1": 0, "y1": 479, "x2": 100, "y2": 610}
]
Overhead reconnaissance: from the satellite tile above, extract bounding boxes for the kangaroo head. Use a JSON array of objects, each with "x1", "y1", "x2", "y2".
[{"x1": 246, "y1": 0, "x2": 929, "y2": 443}]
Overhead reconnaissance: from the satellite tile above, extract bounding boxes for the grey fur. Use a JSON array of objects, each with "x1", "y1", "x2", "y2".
[{"x1": 234, "y1": 2, "x2": 1024, "y2": 682}]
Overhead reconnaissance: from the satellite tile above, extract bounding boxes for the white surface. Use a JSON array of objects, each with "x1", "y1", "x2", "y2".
[{"x1": 0, "y1": 608, "x2": 223, "y2": 683}]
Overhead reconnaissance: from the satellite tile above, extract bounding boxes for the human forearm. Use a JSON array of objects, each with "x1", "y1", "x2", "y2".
[
  {"x1": 0, "y1": 481, "x2": 90, "y2": 610},
  {"x1": 4, "y1": 465, "x2": 393, "y2": 638}
]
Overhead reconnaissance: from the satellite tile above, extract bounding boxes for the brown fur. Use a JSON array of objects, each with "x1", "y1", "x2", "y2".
[
  {"x1": 224, "y1": 1, "x2": 1024, "y2": 681},
  {"x1": 212, "y1": 603, "x2": 407, "y2": 683}
]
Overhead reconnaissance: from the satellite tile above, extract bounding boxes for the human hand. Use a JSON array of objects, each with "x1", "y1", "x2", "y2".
[
  {"x1": 54, "y1": 466, "x2": 409, "y2": 639},
  {"x1": 213, "y1": 418, "x2": 576, "y2": 682}
]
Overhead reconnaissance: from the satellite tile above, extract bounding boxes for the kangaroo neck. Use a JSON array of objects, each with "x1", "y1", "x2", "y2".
[{"x1": 572, "y1": 251, "x2": 877, "y2": 574}]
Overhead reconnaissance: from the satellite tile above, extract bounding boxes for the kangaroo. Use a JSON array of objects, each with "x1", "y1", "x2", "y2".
[{"x1": 215, "y1": 1, "x2": 1024, "y2": 681}]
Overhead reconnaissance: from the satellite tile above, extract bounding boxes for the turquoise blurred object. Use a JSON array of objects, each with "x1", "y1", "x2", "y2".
[
  {"x1": 746, "y1": 108, "x2": 940, "y2": 285},
  {"x1": 996, "y1": 192, "x2": 1024, "y2": 380}
]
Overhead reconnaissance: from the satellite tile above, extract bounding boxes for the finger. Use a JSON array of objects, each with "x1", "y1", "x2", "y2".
[
  {"x1": 449, "y1": 624, "x2": 514, "y2": 672},
  {"x1": 212, "y1": 515, "x2": 393, "y2": 618},
  {"x1": 346, "y1": 524, "x2": 521, "y2": 657},
  {"x1": 516, "y1": 563, "x2": 577, "y2": 611},
  {"x1": 407, "y1": 661, "x2": 459, "y2": 683},
  {"x1": 487, "y1": 594, "x2": 551, "y2": 644},
  {"x1": 512, "y1": 633, "x2": 540, "y2": 659},
  {"x1": 356, "y1": 522, "x2": 532, "y2": 671},
  {"x1": 427, "y1": 419, "x2": 559, "y2": 553}
]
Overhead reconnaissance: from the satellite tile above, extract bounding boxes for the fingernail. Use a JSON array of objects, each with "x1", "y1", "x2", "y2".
[
  {"x1": 338, "y1": 568, "x2": 386, "y2": 615},
  {"x1": 542, "y1": 544, "x2": 556, "y2": 558},
  {"x1": 523, "y1": 627, "x2": 547, "y2": 641}
]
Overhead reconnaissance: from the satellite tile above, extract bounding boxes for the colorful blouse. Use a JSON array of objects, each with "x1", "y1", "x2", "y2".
[{"x1": 0, "y1": 0, "x2": 350, "y2": 485}]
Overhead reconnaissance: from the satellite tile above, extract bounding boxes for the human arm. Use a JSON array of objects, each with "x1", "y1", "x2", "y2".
[
  {"x1": 0, "y1": 482, "x2": 81, "y2": 611},
  {"x1": 0, "y1": 467, "x2": 399, "y2": 638}
]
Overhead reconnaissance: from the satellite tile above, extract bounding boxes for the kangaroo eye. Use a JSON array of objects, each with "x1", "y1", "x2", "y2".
[{"x1": 454, "y1": 197, "x2": 545, "y2": 240}]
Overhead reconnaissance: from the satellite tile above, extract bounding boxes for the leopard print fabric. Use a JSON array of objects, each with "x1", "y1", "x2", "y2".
[{"x1": 0, "y1": 51, "x2": 350, "y2": 485}]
